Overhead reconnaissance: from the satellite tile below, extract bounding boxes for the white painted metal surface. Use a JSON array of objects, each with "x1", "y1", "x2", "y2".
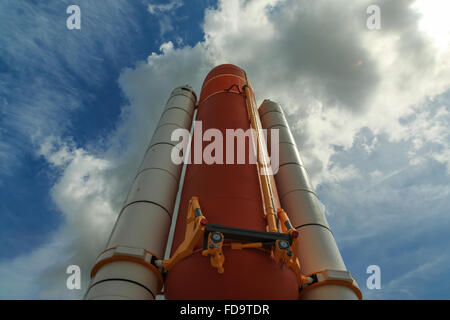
[
  {"x1": 85, "y1": 86, "x2": 196, "y2": 300},
  {"x1": 259, "y1": 99, "x2": 359, "y2": 300}
]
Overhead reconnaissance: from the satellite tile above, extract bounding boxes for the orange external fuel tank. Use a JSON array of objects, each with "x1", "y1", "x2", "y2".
[{"x1": 164, "y1": 64, "x2": 299, "y2": 299}]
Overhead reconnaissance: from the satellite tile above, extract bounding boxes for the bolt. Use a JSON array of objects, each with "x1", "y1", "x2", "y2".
[
  {"x1": 211, "y1": 232, "x2": 223, "y2": 243},
  {"x1": 278, "y1": 240, "x2": 289, "y2": 249}
]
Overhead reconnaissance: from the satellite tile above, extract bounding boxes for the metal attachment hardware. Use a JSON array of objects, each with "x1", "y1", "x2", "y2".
[
  {"x1": 299, "y1": 269, "x2": 363, "y2": 300},
  {"x1": 164, "y1": 197, "x2": 310, "y2": 288}
]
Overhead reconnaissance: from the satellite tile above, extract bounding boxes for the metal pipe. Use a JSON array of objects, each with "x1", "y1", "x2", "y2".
[
  {"x1": 258, "y1": 99, "x2": 361, "y2": 300},
  {"x1": 84, "y1": 86, "x2": 197, "y2": 300},
  {"x1": 242, "y1": 84, "x2": 278, "y2": 233}
]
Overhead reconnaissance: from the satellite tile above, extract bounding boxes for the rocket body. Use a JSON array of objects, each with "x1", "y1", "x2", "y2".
[
  {"x1": 165, "y1": 64, "x2": 298, "y2": 299},
  {"x1": 259, "y1": 100, "x2": 359, "y2": 299},
  {"x1": 86, "y1": 64, "x2": 360, "y2": 300},
  {"x1": 85, "y1": 86, "x2": 196, "y2": 300}
]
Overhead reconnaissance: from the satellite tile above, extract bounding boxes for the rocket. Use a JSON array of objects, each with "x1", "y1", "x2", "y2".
[{"x1": 84, "y1": 64, "x2": 362, "y2": 300}]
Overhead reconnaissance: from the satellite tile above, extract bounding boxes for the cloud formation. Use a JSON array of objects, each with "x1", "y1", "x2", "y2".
[
  {"x1": 148, "y1": 0, "x2": 185, "y2": 37},
  {"x1": 1, "y1": 0, "x2": 449, "y2": 299}
]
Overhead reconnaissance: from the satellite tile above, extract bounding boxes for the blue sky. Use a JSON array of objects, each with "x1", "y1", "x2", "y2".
[
  {"x1": 0, "y1": 0, "x2": 449, "y2": 299},
  {"x1": 0, "y1": 0, "x2": 154, "y2": 257}
]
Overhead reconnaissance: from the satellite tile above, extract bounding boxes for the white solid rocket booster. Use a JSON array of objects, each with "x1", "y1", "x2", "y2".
[
  {"x1": 259, "y1": 100, "x2": 360, "y2": 300},
  {"x1": 85, "y1": 86, "x2": 196, "y2": 300}
]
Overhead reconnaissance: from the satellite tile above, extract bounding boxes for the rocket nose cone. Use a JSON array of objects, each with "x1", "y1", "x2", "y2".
[
  {"x1": 199, "y1": 64, "x2": 249, "y2": 104},
  {"x1": 202, "y1": 64, "x2": 246, "y2": 88}
]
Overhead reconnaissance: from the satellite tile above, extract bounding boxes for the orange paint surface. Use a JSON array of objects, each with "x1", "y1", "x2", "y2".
[{"x1": 164, "y1": 64, "x2": 298, "y2": 299}]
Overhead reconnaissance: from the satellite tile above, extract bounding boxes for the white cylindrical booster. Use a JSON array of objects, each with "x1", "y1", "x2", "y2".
[
  {"x1": 85, "y1": 86, "x2": 196, "y2": 300},
  {"x1": 259, "y1": 99, "x2": 360, "y2": 300}
]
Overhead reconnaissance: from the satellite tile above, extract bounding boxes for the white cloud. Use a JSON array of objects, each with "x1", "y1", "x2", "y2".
[
  {"x1": 322, "y1": 164, "x2": 360, "y2": 184},
  {"x1": 0, "y1": 39, "x2": 213, "y2": 299},
  {"x1": 0, "y1": 1, "x2": 143, "y2": 173},
  {"x1": 396, "y1": 104, "x2": 450, "y2": 171},
  {"x1": 363, "y1": 253, "x2": 450, "y2": 299},
  {"x1": 148, "y1": 0, "x2": 183, "y2": 15},
  {"x1": 148, "y1": 0, "x2": 184, "y2": 37},
  {"x1": 2, "y1": 0, "x2": 450, "y2": 299},
  {"x1": 198, "y1": 0, "x2": 450, "y2": 185},
  {"x1": 414, "y1": 0, "x2": 450, "y2": 51},
  {"x1": 0, "y1": 138, "x2": 119, "y2": 298}
]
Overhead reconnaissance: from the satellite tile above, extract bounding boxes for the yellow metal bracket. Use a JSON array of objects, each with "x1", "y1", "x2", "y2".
[
  {"x1": 163, "y1": 197, "x2": 309, "y2": 290},
  {"x1": 202, "y1": 232, "x2": 225, "y2": 273},
  {"x1": 274, "y1": 208, "x2": 308, "y2": 287},
  {"x1": 299, "y1": 269, "x2": 363, "y2": 300},
  {"x1": 163, "y1": 196, "x2": 208, "y2": 271}
]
